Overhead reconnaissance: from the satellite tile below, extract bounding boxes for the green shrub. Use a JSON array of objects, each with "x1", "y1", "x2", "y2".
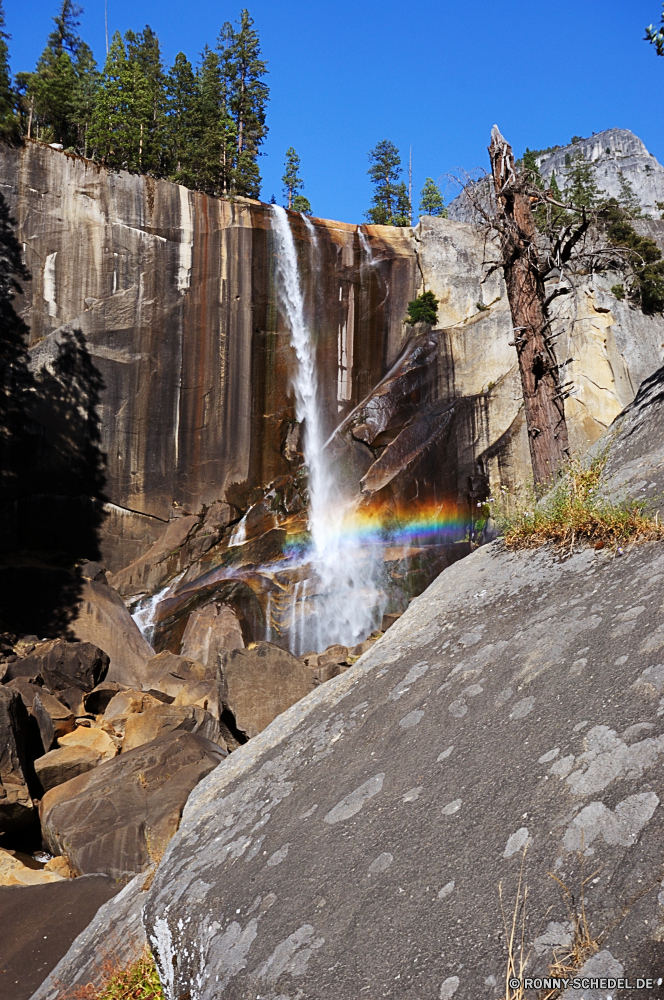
[{"x1": 405, "y1": 290, "x2": 439, "y2": 326}]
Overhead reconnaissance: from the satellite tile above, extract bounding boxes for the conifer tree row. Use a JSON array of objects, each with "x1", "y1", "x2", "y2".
[{"x1": 11, "y1": 1, "x2": 269, "y2": 198}]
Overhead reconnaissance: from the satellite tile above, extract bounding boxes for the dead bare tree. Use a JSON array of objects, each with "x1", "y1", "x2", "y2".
[{"x1": 488, "y1": 126, "x2": 571, "y2": 486}]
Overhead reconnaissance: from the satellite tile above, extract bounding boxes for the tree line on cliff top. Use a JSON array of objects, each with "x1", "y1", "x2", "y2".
[{"x1": 0, "y1": 0, "x2": 450, "y2": 221}]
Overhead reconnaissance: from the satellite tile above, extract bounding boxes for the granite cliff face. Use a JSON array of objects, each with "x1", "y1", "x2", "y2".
[
  {"x1": 536, "y1": 129, "x2": 664, "y2": 217},
  {"x1": 2, "y1": 140, "x2": 664, "y2": 648}
]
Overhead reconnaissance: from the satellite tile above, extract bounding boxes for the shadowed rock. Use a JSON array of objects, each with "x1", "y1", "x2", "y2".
[{"x1": 0, "y1": 687, "x2": 35, "y2": 833}]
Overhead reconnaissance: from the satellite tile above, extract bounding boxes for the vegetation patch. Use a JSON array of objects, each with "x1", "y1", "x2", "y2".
[
  {"x1": 405, "y1": 290, "x2": 439, "y2": 326},
  {"x1": 491, "y1": 452, "x2": 662, "y2": 552},
  {"x1": 62, "y1": 950, "x2": 164, "y2": 1000}
]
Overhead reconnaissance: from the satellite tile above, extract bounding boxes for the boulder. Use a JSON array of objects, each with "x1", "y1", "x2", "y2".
[
  {"x1": 0, "y1": 687, "x2": 35, "y2": 833},
  {"x1": 381, "y1": 611, "x2": 403, "y2": 631},
  {"x1": 30, "y1": 871, "x2": 150, "y2": 1000},
  {"x1": 5, "y1": 638, "x2": 109, "y2": 693},
  {"x1": 317, "y1": 643, "x2": 349, "y2": 666},
  {"x1": 57, "y1": 686, "x2": 87, "y2": 716},
  {"x1": 0, "y1": 874, "x2": 121, "y2": 1000},
  {"x1": 142, "y1": 650, "x2": 208, "y2": 699},
  {"x1": 33, "y1": 691, "x2": 75, "y2": 744},
  {"x1": 173, "y1": 679, "x2": 221, "y2": 717},
  {"x1": 103, "y1": 688, "x2": 159, "y2": 720},
  {"x1": 71, "y1": 578, "x2": 154, "y2": 687},
  {"x1": 122, "y1": 704, "x2": 223, "y2": 753},
  {"x1": 40, "y1": 731, "x2": 226, "y2": 879},
  {"x1": 0, "y1": 847, "x2": 65, "y2": 886},
  {"x1": 4, "y1": 676, "x2": 43, "y2": 710},
  {"x1": 218, "y1": 641, "x2": 316, "y2": 739},
  {"x1": 34, "y1": 745, "x2": 102, "y2": 792},
  {"x1": 180, "y1": 601, "x2": 244, "y2": 667},
  {"x1": 84, "y1": 680, "x2": 130, "y2": 714},
  {"x1": 57, "y1": 725, "x2": 118, "y2": 761}
]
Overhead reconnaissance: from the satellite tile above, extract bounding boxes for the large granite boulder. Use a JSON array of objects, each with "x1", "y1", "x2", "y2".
[
  {"x1": 142, "y1": 650, "x2": 209, "y2": 699},
  {"x1": 34, "y1": 744, "x2": 102, "y2": 792},
  {"x1": 5, "y1": 638, "x2": 109, "y2": 692},
  {"x1": 0, "y1": 687, "x2": 35, "y2": 833},
  {"x1": 0, "y1": 874, "x2": 121, "y2": 1000},
  {"x1": 71, "y1": 577, "x2": 154, "y2": 687},
  {"x1": 122, "y1": 703, "x2": 223, "y2": 752},
  {"x1": 218, "y1": 641, "x2": 316, "y2": 738},
  {"x1": 40, "y1": 731, "x2": 226, "y2": 879},
  {"x1": 143, "y1": 370, "x2": 664, "y2": 1000}
]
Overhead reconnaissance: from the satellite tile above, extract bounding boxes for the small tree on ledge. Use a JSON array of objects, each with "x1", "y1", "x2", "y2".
[{"x1": 405, "y1": 290, "x2": 439, "y2": 325}]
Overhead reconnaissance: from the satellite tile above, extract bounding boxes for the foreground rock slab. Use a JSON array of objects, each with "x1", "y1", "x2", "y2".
[
  {"x1": 0, "y1": 874, "x2": 121, "y2": 1000},
  {"x1": 145, "y1": 532, "x2": 664, "y2": 999},
  {"x1": 40, "y1": 731, "x2": 226, "y2": 879}
]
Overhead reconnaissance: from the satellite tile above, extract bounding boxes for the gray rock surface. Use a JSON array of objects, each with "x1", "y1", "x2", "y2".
[
  {"x1": 40, "y1": 731, "x2": 226, "y2": 879},
  {"x1": 144, "y1": 372, "x2": 664, "y2": 1000},
  {"x1": 536, "y1": 129, "x2": 664, "y2": 217},
  {"x1": 30, "y1": 872, "x2": 149, "y2": 1000},
  {"x1": 0, "y1": 874, "x2": 121, "y2": 1000}
]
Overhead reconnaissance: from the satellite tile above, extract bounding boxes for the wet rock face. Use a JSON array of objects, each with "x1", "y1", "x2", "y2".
[
  {"x1": 1, "y1": 143, "x2": 415, "y2": 573},
  {"x1": 143, "y1": 371, "x2": 664, "y2": 1000}
]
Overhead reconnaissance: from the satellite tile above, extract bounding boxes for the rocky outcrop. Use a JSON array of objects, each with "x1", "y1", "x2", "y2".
[
  {"x1": 143, "y1": 365, "x2": 664, "y2": 1000},
  {"x1": 536, "y1": 129, "x2": 664, "y2": 217},
  {"x1": 40, "y1": 730, "x2": 226, "y2": 879},
  {"x1": 70, "y1": 577, "x2": 153, "y2": 686},
  {"x1": 218, "y1": 642, "x2": 317, "y2": 739}
]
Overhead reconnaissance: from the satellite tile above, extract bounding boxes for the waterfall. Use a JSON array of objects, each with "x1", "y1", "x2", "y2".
[{"x1": 271, "y1": 206, "x2": 383, "y2": 651}]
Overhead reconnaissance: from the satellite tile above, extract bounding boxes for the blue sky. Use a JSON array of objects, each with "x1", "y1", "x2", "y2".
[{"x1": 8, "y1": 0, "x2": 664, "y2": 223}]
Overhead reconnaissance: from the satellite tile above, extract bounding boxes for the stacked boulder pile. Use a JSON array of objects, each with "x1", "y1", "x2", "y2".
[{"x1": 0, "y1": 595, "x2": 391, "y2": 888}]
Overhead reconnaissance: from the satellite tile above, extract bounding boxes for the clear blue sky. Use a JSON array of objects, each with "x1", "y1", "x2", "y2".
[{"x1": 7, "y1": 0, "x2": 664, "y2": 223}]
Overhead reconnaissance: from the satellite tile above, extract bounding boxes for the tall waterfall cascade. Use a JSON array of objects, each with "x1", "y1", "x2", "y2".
[{"x1": 270, "y1": 206, "x2": 384, "y2": 652}]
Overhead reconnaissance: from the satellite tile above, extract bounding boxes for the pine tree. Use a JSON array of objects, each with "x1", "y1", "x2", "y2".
[
  {"x1": 16, "y1": 1, "x2": 97, "y2": 150},
  {"x1": 366, "y1": 140, "x2": 411, "y2": 226},
  {"x1": 292, "y1": 195, "x2": 311, "y2": 215},
  {"x1": 563, "y1": 151, "x2": 604, "y2": 209},
  {"x1": 166, "y1": 53, "x2": 198, "y2": 183},
  {"x1": 418, "y1": 177, "x2": 447, "y2": 217},
  {"x1": 0, "y1": 2, "x2": 17, "y2": 141},
  {"x1": 87, "y1": 32, "x2": 151, "y2": 170},
  {"x1": 282, "y1": 147, "x2": 303, "y2": 209},
  {"x1": 617, "y1": 170, "x2": 642, "y2": 218},
  {"x1": 218, "y1": 10, "x2": 268, "y2": 198},
  {"x1": 191, "y1": 45, "x2": 237, "y2": 196},
  {"x1": 124, "y1": 26, "x2": 168, "y2": 174}
]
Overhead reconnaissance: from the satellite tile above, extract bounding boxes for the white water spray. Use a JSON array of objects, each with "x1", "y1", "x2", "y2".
[{"x1": 271, "y1": 206, "x2": 383, "y2": 650}]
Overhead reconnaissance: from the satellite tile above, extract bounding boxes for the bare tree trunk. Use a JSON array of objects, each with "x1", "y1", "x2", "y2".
[{"x1": 489, "y1": 125, "x2": 569, "y2": 486}]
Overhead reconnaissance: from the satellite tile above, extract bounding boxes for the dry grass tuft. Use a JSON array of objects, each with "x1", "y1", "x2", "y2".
[
  {"x1": 494, "y1": 452, "x2": 662, "y2": 553},
  {"x1": 498, "y1": 849, "x2": 602, "y2": 1000},
  {"x1": 58, "y1": 949, "x2": 164, "y2": 1000}
]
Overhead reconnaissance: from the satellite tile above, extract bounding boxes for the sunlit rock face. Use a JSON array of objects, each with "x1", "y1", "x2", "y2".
[{"x1": 4, "y1": 140, "x2": 664, "y2": 650}]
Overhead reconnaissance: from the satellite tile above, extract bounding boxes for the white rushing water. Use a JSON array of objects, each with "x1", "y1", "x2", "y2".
[{"x1": 271, "y1": 206, "x2": 383, "y2": 652}]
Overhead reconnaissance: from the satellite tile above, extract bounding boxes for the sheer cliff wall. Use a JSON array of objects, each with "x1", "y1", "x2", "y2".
[{"x1": 3, "y1": 141, "x2": 663, "y2": 573}]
